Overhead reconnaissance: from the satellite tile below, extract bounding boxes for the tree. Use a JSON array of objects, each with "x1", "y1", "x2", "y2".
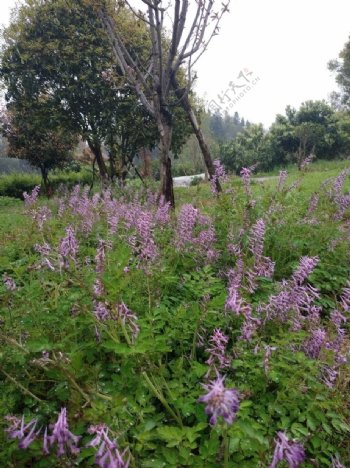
[
  {"x1": 97, "y1": 0, "x2": 230, "y2": 207},
  {"x1": 0, "y1": 99, "x2": 77, "y2": 192},
  {"x1": 328, "y1": 35, "x2": 350, "y2": 110},
  {"x1": 1, "y1": 0, "x2": 179, "y2": 183},
  {"x1": 220, "y1": 123, "x2": 269, "y2": 173}
]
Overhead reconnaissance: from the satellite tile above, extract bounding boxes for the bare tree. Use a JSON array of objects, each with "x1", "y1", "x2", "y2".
[{"x1": 97, "y1": 0, "x2": 230, "y2": 207}]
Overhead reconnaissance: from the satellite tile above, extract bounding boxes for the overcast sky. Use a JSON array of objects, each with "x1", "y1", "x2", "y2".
[{"x1": 1, "y1": 0, "x2": 350, "y2": 127}]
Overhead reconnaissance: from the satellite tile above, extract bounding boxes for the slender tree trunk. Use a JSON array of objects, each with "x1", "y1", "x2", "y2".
[
  {"x1": 157, "y1": 114, "x2": 175, "y2": 207},
  {"x1": 108, "y1": 149, "x2": 117, "y2": 181},
  {"x1": 171, "y1": 77, "x2": 221, "y2": 193},
  {"x1": 87, "y1": 140, "x2": 109, "y2": 181},
  {"x1": 40, "y1": 166, "x2": 50, "y2": 196},
  {"x1": 140, "y1": 147, "x2": 153, "y2": 179}
]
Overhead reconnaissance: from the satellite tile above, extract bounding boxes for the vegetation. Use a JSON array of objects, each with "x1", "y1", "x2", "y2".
[
  {"x1": 220, "y1": 101, "x2": 350, "y2": 174},
  {"x1": 1, "y1": 162, "x2": 350, "y2": 467}
]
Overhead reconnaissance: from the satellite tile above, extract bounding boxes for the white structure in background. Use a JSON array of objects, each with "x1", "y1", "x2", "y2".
[{"x1": 173, "y1": 173, "x2": 206, "y2": 187}]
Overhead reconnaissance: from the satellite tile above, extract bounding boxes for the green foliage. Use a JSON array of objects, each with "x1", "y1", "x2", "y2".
[
  {"x1": 220, "y1": 101, "x2": 350, "y2": 174},
  {"x1": 0, "y1": 161, "x2": 349, "y2": 467},
  {"x1": 329, "y1": 33, "x2": 350, "y2": 110},
  {"x1": 0, "y1": 170, "x2": 92, "y2": 198},
  {"x1": 0, "y1": 0, "x2": 193, "y2": 181}
]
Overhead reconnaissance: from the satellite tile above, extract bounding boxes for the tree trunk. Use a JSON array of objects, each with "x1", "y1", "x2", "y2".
[
  {"x1": 40, "y1": 166, "x2": 51, "y2": 197},
  {"x1": 87, "y1": 140, "x2": 109, "y2": 181},
  {"x1": 171, "y1": 77, "x2": 222, "y2": 193},
  {"x1": 139, "y1": 147, "x2": 153, "y2": 179},
  {"x1": 158, "y1": 115, "x2": 175, "y2": 208}
]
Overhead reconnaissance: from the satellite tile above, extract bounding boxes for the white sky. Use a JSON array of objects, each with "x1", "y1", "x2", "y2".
[{"x1": 1, "y1": 0, "x2": 349, "y2": 128}]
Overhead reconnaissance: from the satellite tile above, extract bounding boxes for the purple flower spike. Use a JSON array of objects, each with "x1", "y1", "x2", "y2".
[
  {"x1": 87, "y1": 424, "x2": 130, "y2": 467},
  {"x1": 59, "y1": 226, "x2": 79, "y2": 269},
  {"x1": 206, "y1": 329, "x2": 230, "y2": 370},
  {"x1": 198, "y1": 375, "x2": 240, "y2": 425},
  {"x1": 45, "y1": 408, "x2": 81, "y2": 457},
  {"x1": 270, "y1": 431, "x2": 305, "y2": 468},
  {"x1": 3, "y1": 273, "x2": 16, "y2": 291},
  {"x1": 210, "y1": 159, "x2": 227, "y2": 194},
  {"x1": 5, "y1": 415, "x2": 39, "y2": 449},
  {"x1": 116, "y1": 302, "x2": 140, "y2": 342},
  {"x1": 94, "y1": 301, "x2": 110, "y2": 321}
]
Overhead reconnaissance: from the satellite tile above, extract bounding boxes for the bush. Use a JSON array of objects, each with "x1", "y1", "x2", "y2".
[{"x1": 0, "y1": 170, "x2": 93, "y2": 199}]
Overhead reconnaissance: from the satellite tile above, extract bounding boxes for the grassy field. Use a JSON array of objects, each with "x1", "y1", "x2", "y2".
[{"x1": 0, "y1": 161, "x2": 350, "y2": 467}]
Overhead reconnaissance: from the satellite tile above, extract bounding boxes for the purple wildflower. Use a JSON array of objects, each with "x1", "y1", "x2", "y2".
[
  {"x1": 93, "y1": 301, "x2": 109, "y2": 321},
  {"x1": 331, "y1": 168, "x2": 350, "y2": 198},
  {"x1": 44, "y1": 408, "x2": 81, "y2": 457},
  {"x1": 246, "y1": 219, "x2": 274, "y2": 292},
  {"x1": 95, "y1": 240, "x2": 111, "y2": 274},
  {"x1": 330, "y1": 310, "x2": 347, "y2": 329},
  {"x1": 23, "y1": 185, "x2": 40, "y2": 207},
  {"x1": 300, "y1": 154, "x2": 314, "y2": 171},
  {"x1": 322, "y1": 366, "x2": 338, "y2": 388},
  {"x1": 155, "y1": 196, "x2": 171, "y2": 225},
  {"x1": 240, "y1": 167, "x2": 252, "y2": 198},
  {"x1": 176, "y1": 204, "x2": 199, "y2": 249},
  {"x1": 93, "y1": 279, "x2": 105, "y2": 298},
  {"x1": 339, "y1": 281, "x2": 350, "y2": 312},
  {"x1": 206, "y1": 329, "x2": 230, "y2": 370},
  {"x1": 198, "y1": 375, "x2": 240, "y2": 425},
  {"x1": 270, "y1": 431, "x2": 305, "y2": 468},
  {"x1": 277, "y1": 171, "x2": 288, "y2": 192},
  {"x1": 292, "y1": 256, "x2": 319, "y2": 285},
  {"x1": 34, "y1": 242, "x2": 56, "y2": 270},
  {"x1": 59, "y1": 226, "x2": 78, "y2": 269},
  {"x1": 303, "y1": 328, "x2": 326, "y2": 359},
  {"x1": 210, "y1": 159, "x2": 227, "y2": 194},
  {"x1": 239, "y1": 314, "x2": 261, "y2": 341},
  {"x1": 225, "y1": 262, "x2": 247, "y2": 315},
  {"x1": 3, "y1": 273, "x2": 16, "y2": 291},
  {"x1": 176, "y1": 204, "x2": 217, "y2": 260},
  {"x1": 135, "y1": 211, "x2": 158, "y2": 263},
  {"x1": 306, "y1": 193, "x2": 319, "y2": 216},
  {"x1": 116, "y1": 302, "x2": 140, "y2": 342},
  {"x1": 33, "y1": 206, "x2": 52, "y2": 230},
  {"x1": 5, "y1": 415, "x2": 39, "y2": 449},
  {"x1": 87, "y1": 424, "x2": 130, "y2": 468}
]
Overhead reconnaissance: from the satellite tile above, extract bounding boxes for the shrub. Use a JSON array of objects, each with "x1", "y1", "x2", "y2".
[{"x1": 0, "y1": 170, "x2": 93, "y2": 199}]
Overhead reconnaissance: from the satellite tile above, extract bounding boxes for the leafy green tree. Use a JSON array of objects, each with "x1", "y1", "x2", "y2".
[
  {"x1": 329, "y1": 35, "x2": 350, "y2": 110},
  {"x1": 0, "y1": 99, "x2": 77, "y2": 192},
  {"x1": 0, "y1": 0, "x2": 191, "y2": 183},
  {"x1": 220, "y1": 123, "x2": 270, "y2": 173}
]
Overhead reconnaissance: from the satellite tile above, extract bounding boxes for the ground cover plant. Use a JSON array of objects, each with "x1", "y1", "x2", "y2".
[{"x1": 0, "y1": 162, "x2": 350, "y2": 467}]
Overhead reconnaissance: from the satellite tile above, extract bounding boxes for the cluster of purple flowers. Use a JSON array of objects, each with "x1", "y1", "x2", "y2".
[
  {"x1": 210, "y1": 159, "x2": 227, "y2": 194},
  {"x1": 116, "y1": 302, "x2": 140, "y2": 342},
  {"x1": 198, "y1": 375, "x2": 240, "y2": 425},
  {"x1": 23, "y1": 185, "x2": 40, "y2": 207},
  {"x1": 270, "y1": 431, "x2": 305, "y2": 468},
  {"x1": 87, "y1": 424, "x2": 130, "y2": 467},
  {"x1": 59, "y1": 226, "x2": 79, "y2": 269},
  {"x1": 176, "y1": 204, "x2": 217, "y2": 262},
  {"x1": 260, "y1": 256, "x2": 320, "y2": 328},
  {"x1": 5, "y1": 410, "x2": 130, "y2": 467},
  {"x1": 246, "y1": 219, "x2": 275, "y2": 293},
  {"x1": 205, "y1": 328, "x2": 230, "y2": 370},
  {"x1": 277, "y1": 170, "x2": 288, "y2": 192},
  {"x1": 43, "y1": 407, "x2": 81, "y2": 456},
  {"x1": 2, "y1": 273, "x2": 16, "y2": 291},
  {"x1": 5, "y1": 415, "x2": 39, "y2": 449},
  {"x1": 33, "y1": 206, "x2": 52, "y2": 231}
]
